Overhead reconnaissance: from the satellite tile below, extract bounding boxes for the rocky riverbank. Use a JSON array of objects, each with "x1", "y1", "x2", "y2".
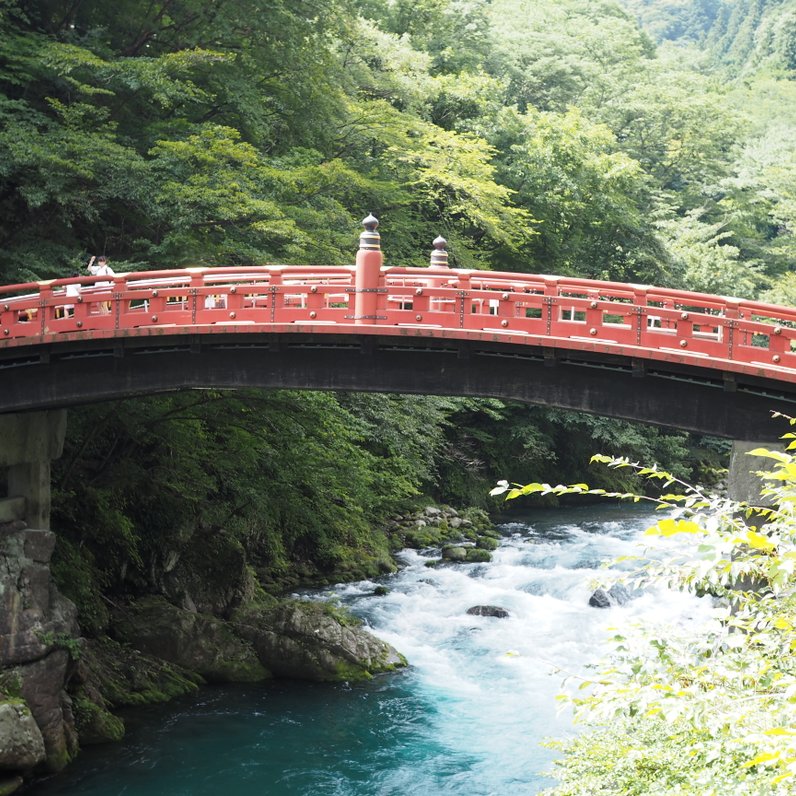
[
  {"x1": 0, "y1": 521, "x2": 79, "y2": 787},
  {"x1": 385, "y1": 505, "x2": 501, "y2": 562},
  {"x1": 0, "y1": 503, "x2": 497, "y2": 792},
  {"x1": 0, "y1": 531, "x2": 405, "y2": 791}
]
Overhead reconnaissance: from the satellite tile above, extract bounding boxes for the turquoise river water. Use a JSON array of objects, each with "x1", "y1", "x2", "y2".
[{"x1": 26, "y1": 504, "x2": 711, "y2": 796}]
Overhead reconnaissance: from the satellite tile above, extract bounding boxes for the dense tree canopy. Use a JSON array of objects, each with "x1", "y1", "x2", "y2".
[{"x1": 2, "y1": 0, "x2": 790, "y2": 286}]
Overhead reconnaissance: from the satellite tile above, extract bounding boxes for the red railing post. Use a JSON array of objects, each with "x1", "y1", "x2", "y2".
[
  {"x1": 632, "y1": 288, "x2": 648, "y2": 346},
  {"x1": 354, "y1": 214, "x2": 383, "y2": 325},
  {"x1": 269, "y1": 269, "x2": 283, "y2": 323},
  {"x1": 723, "y1": 300, "x2": 740, "y2": 359},
  {"x1": 189, "y1": 270, "x2": 204, "y2": 323},
  {"x1": 111, "y1": 273, "x2": 126, "y2": 328},
  {"x1": 38, "y1": 282, "x2": 52, "y2": 334},
  {"x1": 454, "y1": 268, "x2": 471, "y2": 329},
  {"x1": 543, "y1": 277, "x2": 559, "y2": 336},
  {"x1": 585, "y1": 290, "x2": 601, "y2": 332}
]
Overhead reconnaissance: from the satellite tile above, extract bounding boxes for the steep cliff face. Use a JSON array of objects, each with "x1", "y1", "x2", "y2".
[{"x1": 0, "y1": 521, "x2": 79, "y2": 783}]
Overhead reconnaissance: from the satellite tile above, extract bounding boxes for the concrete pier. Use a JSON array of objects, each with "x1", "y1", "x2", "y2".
[
  {"x1": 0, "y1": 411, "x2": 67, "y2": 529},
  {"x1": 727, "y1": 439, "x2": 778, "y2": 506}
]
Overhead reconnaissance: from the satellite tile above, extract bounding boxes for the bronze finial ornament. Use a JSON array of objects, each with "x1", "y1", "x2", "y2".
[
  {"x1": 359, "y1": 214, "x2": 381, "y2": 251},
  {"x1": 430, "y1": 235, "x2": 448, "y2": 267}
]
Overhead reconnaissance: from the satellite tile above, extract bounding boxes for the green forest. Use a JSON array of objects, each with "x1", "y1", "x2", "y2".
[
  {"x1": 2, "y1": 0, "x2": 796, "y2": 789},
  {"x1": 3, "y1": 0, "x2": 795, "y2": 291}
]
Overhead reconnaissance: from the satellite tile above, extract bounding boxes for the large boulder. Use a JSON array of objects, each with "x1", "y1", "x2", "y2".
[
  {"x1": 10, "y1": 653, "x2": 77, "y2": 772},
  {"x1": 74, "y1": 637, "x2": 201, "y2": 709},
  {"x1": 440, "y1": 545, "x2": 492, "y2": 564},
  {"x1": 589, "y1": 583, "x2": 633, "y2": 608},
  {"x1": 233, "y1": 601, "x2": 407, "y2": 682},
  {"x1": 0, "y1": 702, "x2": 45, "y2": 771},
  {"x1": 0, "y1": 526, "x2": 77, "y2": 666},
  {"x1": 111, "y1": 596, "x2": 269, "y2": 684},
  {"x1": 441, "y1": 546, "x2": 467, "y2": 562},
  {"x1": 70, "y1": 693, "x2": 124, "y2": 746},
  {"x1": 0, "y1": 524, "x2": 79, "y2": 772},
  {"x1": 62, "y1": 634, "x2": 205, "y2": 748}
]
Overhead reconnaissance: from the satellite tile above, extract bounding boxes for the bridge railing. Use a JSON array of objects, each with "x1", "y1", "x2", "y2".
[{"x1": 1, "y1": 222, "x2": 796, "y2": 383}]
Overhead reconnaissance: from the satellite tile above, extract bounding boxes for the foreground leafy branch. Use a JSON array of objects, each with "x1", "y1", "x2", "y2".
[{"x1": 495, "y1": 433, "x2": 796, "y2": 794}]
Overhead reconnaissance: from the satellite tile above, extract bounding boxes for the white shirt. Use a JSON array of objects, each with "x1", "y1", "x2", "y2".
[{"x1": 88, "y1": 263, "x2": 114, "y2": 287}]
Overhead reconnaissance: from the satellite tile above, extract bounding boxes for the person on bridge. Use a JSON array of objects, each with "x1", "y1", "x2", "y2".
[
  {"x1": 87, "y1": 255, "x2": 114, "y2": 281},
  {"x1": 87, "y1": 255, "x2": 114, "y2": 312},
  {"x1": 63, "y1": 272, "x2": 81, "y2": 317}
]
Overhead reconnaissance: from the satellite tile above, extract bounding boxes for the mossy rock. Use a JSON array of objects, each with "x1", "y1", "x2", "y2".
[
  {"x1": 112, "y1": 596, "x2": 269, "y2": 684},
  {"x1": 460, "y1": 507, "x2": 495, "y2": 533},
  {"x1": 0, "y1": 673, "x2": 23, "y2": 700},
  {"x1": 263, "y1": 540, "x2": 397, "y2": 591},
  {"x1": 476, "y1": 536, "x2": 499, "y2": 551},
  {"x1": 442, "y1": 546, "x2": 468, "y2": 562},
  {"x1": 233, "y1": 599, "x2": 407, "y2": 682},
  {"x1": 403, "y1": 530, "x2": 436, "y2": 549},
  {"x1": 465, "y1": 548, "x2": 492, "y2": 563},
  {"x1": 0, "y1": 776, "x2": 23, "y2": 796},
  {"x1": 0, "y1": 701, "x2": 45, "y2": 770},
  {"x1": 330, "y1": 553, "x2": 398, "y2": 583},
  {"x1": 72, "y1": 693, "x2": 125, "y2": 745},
  {"x1": 78, "y1": 637, "x2": 202, "y2": 707}
]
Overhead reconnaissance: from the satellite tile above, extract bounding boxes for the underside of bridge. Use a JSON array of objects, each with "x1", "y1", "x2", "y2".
[{"x1": 0, "y1": 332, "x2": 792, "y2": 440}]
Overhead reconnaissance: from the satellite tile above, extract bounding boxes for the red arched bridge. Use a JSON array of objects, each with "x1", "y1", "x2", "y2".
[{"x1": 1, "y1": 220, "x2": 795, "y2": 440}]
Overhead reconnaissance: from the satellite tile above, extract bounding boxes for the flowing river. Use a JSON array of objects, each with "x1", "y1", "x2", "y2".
[{"x1": 28, "y1": 503, "x2": 710, "y2": 796}]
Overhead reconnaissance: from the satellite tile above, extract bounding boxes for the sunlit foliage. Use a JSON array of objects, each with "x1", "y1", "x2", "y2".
[{"x1": 494, "y1": 425, "x2": 796, "y2": 794}]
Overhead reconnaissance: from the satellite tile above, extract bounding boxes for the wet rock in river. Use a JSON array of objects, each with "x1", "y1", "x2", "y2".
[
  {"x1": 466, "y1": 605, "x2": 510, "y2": 618},
  {"x1": 589, "y1": 583, "x2": 633, "y2": 608},
  {"x1": 442, "y1": 545, "x2": 468, "y2": 562},
  {"x1": 233, "y1": 600, "x2": 407, "y2": 682}
]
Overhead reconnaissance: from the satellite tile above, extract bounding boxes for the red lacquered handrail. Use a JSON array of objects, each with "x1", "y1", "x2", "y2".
[{"x1": 1, "y1": 266, "x2": 794, "y2": 384}]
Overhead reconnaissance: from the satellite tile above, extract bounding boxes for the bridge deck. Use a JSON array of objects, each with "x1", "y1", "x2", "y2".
[
  {"x1": 1, "y1": 266, "x2": 795, "y2": 437},
  {"x1": 2, "y1": 266, "x2": 795, "y2": 381}
]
